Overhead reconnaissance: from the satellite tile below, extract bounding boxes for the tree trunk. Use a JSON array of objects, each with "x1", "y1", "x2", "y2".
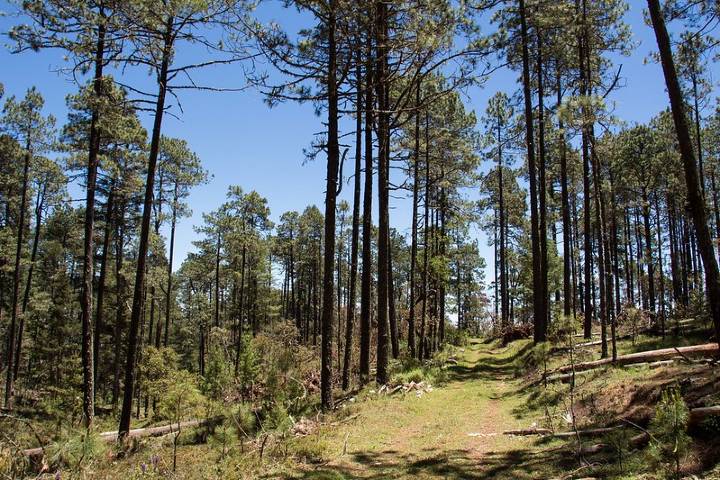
[
  {"x1": 319, "y1": 0, "x2": 339, "y2": 410},
  {"x1": 342, "y1": 56, "x2": 363, "y2": 390},
  {"x1": 13, "y1": 182, "x2": 47, "y2": 381},
  {"x1": 119, "y1": 16, "x2": 173, "y2": 438},
  {"x1": 536, "y1": 31, "x2": 549, "y2": 341},
  {"x1": 655, "y1": 196, "x2": 667, "y2": 334},
  {"x1": 647, "y1": 0, "x2": 720, "y2": 344},
  {"x1": 591, "y1": 137, "x2": 608, "y2": 359},
  {"x1": 375, "y1": 0, "x2": 390, "y2": 385},
  {"x1": 91, "y1": 183, "x2": 114, "y2": 399},
  {"x1": 112, "y1": 201, "x2": 126, "y2": 412},
  {"x1": 558, "y1": 69, "x2": 572, "y2": 319},
  {"x1": 164, "y1": 183, "x2": 179, "y2": 347},
  {"x1": 234, "y1": 245, "x2": 246, "y2": 375},
  {"x1": 4, "y1": 148, "x2": 31, "y2": 410},
  {"x1": 214, "y1": 232, "x2": 221, "y2": 327},
  {"x1": 518, "y1": 0, "x2": 543, "y2": 344},
  {"x1": 78, "y1": 13, "x2": 108, "y2": 428},
  {"x1": 579, "y1": 0, "x2": 593, "y2": 340},
  {"x1": 359, "y1": 21, "x2": 373, "y2": 382},
  {"x1": 642, "y1": 188, "x2": 656, "y2": 317},
  {"x1": 388, "y1": 242, "x2": 400, "y2": 358},
  {"x1": 419, "y1": 112, "x2": 430, "y2": 360},
  {"x1": 408, "y1": 82, "x2": 420, "y2": 358}
]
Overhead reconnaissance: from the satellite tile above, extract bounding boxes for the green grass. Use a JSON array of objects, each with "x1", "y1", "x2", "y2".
[
  {"x1": 277, "y1": 338, "x2": 567, "y2": 480},
  {"x1": 20, "y1": 328, "x2": 720, "y2": 479}
]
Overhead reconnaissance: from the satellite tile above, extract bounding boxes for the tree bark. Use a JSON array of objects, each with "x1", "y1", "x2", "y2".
[
  {"x1": 558, "y1": 69, "x2": 572, "y2": 319},
  {"x1": 78, "y1": 11, "x2": 107, "y2": 427},
  {"x1": 4, "y1": 148, "x2": 31, "y2": 410},
  {"x1": 536, "y1": 31, "x2": 549, "y2": 341},
  {"x1": 408, "y1": 82, "x2": 420, "y2": 358},
  {"x1": 375, "y1": 0, "x2": 390, "y2": 385},
  {"x1": 91, "y1": 183, "x2": 114, "y2": 398},
  {"x1": 359, "y1": 16, "x2": 374, "y2": 382},
  {"x1": 319, "y1": 0, "x2": 339, "y2": 410},
  {"x1": 13, "y1": 182, "x2": 47, "y2": 381},
  {"x1": 164, "y1": 183, "x2": 179, "y2": 347},
  {"x1": 119, "y1": 15, "x2": 173, "y2": 439},
  {"x1": 112, "y1": 199, "x2": 126, "y2": 412},
  {"x1": 518, "y1": 0, "x2": 543, "y2": 343},
  {"x1": 342, "y1": 55, "x2": 363, "y2": 390},
  {"x1": 647, "y1": 0, "x2": 720, "y2": 345},
  {"x1": 579, "y1": 0, "x2": 593, "y2": 340},
  {"x1": 419, "y1": 112, "x2": 430, "y2": 360}
]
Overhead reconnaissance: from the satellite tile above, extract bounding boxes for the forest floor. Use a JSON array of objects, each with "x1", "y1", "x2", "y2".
[
  {"x1": 281, "y1": 338, "x2": 552, "y2": 479},
  {"x1": 38, "y1": 325, "x2": 720, "y2": 479},
  {"x1": 276, "y1": 330, "x2": 720, "y2": 480}
]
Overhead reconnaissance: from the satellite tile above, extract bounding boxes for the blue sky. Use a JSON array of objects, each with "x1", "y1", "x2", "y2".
[{"x1": 0, "y1": 1, "x2": 696, "y2": 286}]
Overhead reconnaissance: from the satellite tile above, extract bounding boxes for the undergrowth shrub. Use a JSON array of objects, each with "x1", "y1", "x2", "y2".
[
  {"x1": 389, "y1": 348, "x2": 450, "y2": 386},
  {"x1": 648, "y1": 386, "x2": 691, "y2": 479},
  {"x1": 46, "y1": 429, "x2": 108, "y2": 472},
  {"x1": 618, "y1": 306, "x2": 651, "y2": 342},
  {"x1": 444, "y1": 324, "x2": 469, "y2": 347},
  {"x1": 203, "y1": 328, "x2": 234, "y2": 402},
  {"x1": 290, "y1": 434, "x2": 331, "y2": 464},
  {"x1": 531, "y1": 342, "x2": 551, "y2": 378}
]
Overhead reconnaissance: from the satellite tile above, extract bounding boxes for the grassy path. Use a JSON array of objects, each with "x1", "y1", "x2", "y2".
[{"x1": 286, "y1": 339, "x2": 558, "y2": 479}]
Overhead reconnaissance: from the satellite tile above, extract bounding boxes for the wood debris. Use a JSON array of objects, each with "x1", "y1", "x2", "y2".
[{"x1": 377, "y1": 381, "x2": 434, "y2": 397}]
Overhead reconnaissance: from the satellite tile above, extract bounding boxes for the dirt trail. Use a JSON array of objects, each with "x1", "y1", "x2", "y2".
[{"x1": 289, "y1": 339, "x2": 543, "y2": 479}]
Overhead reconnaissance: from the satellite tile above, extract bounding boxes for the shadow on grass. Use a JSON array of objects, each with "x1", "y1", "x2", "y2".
[
  {"x1": 277, "y1": 444, "x2": 580, "y2": 480},
  {"x1": 447, "y1": 341, "x2": 535, "y2": 384},
  {"x1": 621, "y1": 329, "x2": 711, "y2": 356}
]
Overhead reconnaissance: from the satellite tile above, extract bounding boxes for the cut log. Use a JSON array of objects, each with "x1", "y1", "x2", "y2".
[
  {"x1": 503, "y1": 427, "x2": 553, "y2": 436},
  {"x1": 625, "y1": 359, "x2": 676, "y2": 369},
  {"x1": 22, "y1": 417, "x2": 223, "y2": 458},
  {"x1": 503, "y1": 426, "x2": 621, "y2": 438},
  {"x1": 569, "y1": 406, "x2": 720, "y2": 454},
  {"x1": 689, "y1": 405, "x2": 720, "y2": 425},
  {"x1": 545, "y1": 370, "x2": 594, "y2": 384},
  {"x1": 551, "y1": 427, "x2": 620, "y2": 438},
  {"x1": 579, "y1": 432, "x2": 649, "y2": 455},
  {"x1": 553, "y1": 343, "x2": 719, "y2": 374}
]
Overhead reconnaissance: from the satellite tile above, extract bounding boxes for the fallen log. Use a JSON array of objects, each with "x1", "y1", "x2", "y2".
[
  {"x1": 625, "y1": 359, "x2": 676, "y2": 369},
  {"x1": 552, "y1": 427, "x2": 620, "y2": 438},
  {"x1": 22, "y1": 417, "x2": 223, "y2": 458},
  {"x1": 503, "y1": 426, "x2": 621, "y2": 438},
  {"x1": 582, "y1": 431, "x2": 650, "y2": 454},
  {"x1": 503, "y1": 427, "x2": 553, "y2": 436},
  {"x1": 689, "y1": 405, "x2": 720, "y2": 425},
  {"x1": 568, "y1": 405, "x2": 720, "y2": 455},
  {"x1": 544, "y1": 370, "x2": 594, "y2": 384},
  {"x1": 553, "y1": 343, "x2": 719, "y2": 374}
]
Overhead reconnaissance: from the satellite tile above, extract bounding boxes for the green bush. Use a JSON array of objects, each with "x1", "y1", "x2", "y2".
[
  {"x1": 648, "y1": 386, "x2": 691, "y2": 479},
  {"x1": 46, "y1": 429, "x2": 108, "y2": 472},
  {"x1": 264, "y1": 402, "x2": 293, "y2": 434},
  {"x1": 444, "y1": 324, "x2": 469, "y2": 347},
  {"x1": 235, "y1": 334, "x2": 261, "y2": 398},
  {"x1": 531, "y1": 342, "x2": 551, "y2": 377},
  {"x1": 392, "y1": 368, "x2": 427, "y2": 385},
  {"x1": 203, "y1": 329, "x2": 234, "y2": 401},
  {"x1": 231, "y1": 403, "x2": 257, "y2": 437}
]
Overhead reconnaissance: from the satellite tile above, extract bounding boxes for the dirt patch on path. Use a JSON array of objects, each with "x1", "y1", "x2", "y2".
[{"x1": 288, "y1": 341, "x2": 536, "y2": 479}]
